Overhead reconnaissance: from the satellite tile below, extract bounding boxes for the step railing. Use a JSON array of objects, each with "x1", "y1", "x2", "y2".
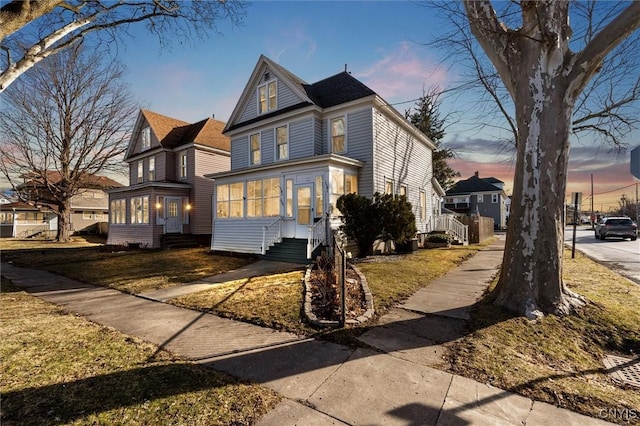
[
  {"x1": 262, "y1": 218, "x2": 282, "y2": 255},
  {"x1": 426, "y1": 215, "x2": 469, "y2": 245},
  {"x1": 307, "y1": 216, "x2": 327, "y2": 259}
]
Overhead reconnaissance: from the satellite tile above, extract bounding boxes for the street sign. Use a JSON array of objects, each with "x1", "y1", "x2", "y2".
[{"x1": 571, "y1": 192, "x2": 582, "y2": 208}]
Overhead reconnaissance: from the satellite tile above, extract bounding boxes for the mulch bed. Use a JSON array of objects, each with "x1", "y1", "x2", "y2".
[{"x1": 308, "y1": 266, "x2": 366, "y2": 322}]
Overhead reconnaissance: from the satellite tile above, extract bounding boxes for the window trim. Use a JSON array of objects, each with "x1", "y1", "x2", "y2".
[
  {"x1": 399, "y1": 184, "x2": 408, "y2": 198},
  {"x1": 492, "y1": 193, "x2": 499, "y2": 203},
  {"x1": 137, "y1": 161, "x2": 143, "y2": 184},
  {"x1": 275, "y1": 125, "x2": 289, "y2": 161},
  {"x1": 258, "y1": 79, "x2": 277, "y2": 115},
  {"x1": 148, "y1": 156, "x2": 155, "y2": 181},
  {"x1": 216, "y1": 182, "x2": 245, "y2": 219},
  {"x1": 141, "y1": 126, "x2": 151, "y2": 150},
  {"x1": 419, "y1": 190, "x2": 426, "y2": 221},
  {"x1": 385, "y1": 179, "x2": 394, "y2": 195},
  {"x1": 179, "y1": 151, "x2": 188, "y2": 179},
  {"x1": 329, "y1": 115, "x2": 347, "y2": 154},
  {"x1": 250, "y1": 133, "x2": 261, "y2": 165},
  {"x1": 130, "y1": 196, "x2": 150, "y2": 225},
  {"x1": 110, "y1": 199, "x2": 126, "y2": 224}
]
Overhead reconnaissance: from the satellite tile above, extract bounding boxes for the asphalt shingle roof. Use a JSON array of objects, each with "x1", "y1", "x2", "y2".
[
  {"x1": 141, "y1": 110, "x2": 230, "y2": 152},
  {"x1": 446, "y1": 175, "x2": 503, "y2": 195},
  {"x1": 303, "y1": 72, "x2": 377, "y2": 108}
]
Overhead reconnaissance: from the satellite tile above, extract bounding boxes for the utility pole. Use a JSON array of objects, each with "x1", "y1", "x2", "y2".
[{"x1": 591, "y1": 174, "x2": 595, "y2": 229}]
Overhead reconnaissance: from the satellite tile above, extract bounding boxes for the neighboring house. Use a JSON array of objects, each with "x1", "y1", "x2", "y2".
[
  {"x1": 444, "y1": 172, "x2": 508, "y2": 229},
  {"x1": 0, "y1": 201, "x2": 57, "y2": 238},
  {"x1": 208, "y1": 55, "x2": 458, "y2": 262},
  {"x1": 14, "y1": 172, "x2": 122, "y2": 235},
  {"x1": 107, "y1": 109, "x2": 230, "y2": 248}
]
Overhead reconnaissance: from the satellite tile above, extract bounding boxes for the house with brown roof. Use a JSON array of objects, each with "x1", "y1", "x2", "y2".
[
  {"x1": 106, "y1": 109, "x2": 230, "y2": 248},
  {"x1": 207, "y1": 56, "x2": 464, "y2": 262},
  {"x1": 4, "y1": 172, "x2": 122, "y2": 238}
]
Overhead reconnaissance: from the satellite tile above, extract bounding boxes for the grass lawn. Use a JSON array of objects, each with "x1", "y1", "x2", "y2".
[
  {"x1": 0, "y1": 276, "x2": 280, "y2": 425},
  {"x1": 2, "y1": 237, "x2": 638, "y2": 423},
  {"x1": 448, "y1": 249, "x2": 640, "y2": 424},
  {"x1": 0, "y1": 236, "x2": 253, "y2": 294}
]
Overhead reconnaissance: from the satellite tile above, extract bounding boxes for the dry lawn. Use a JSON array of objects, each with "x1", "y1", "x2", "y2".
[
  {"x1": 449, "y1": 249, "x2": 640, "y2": 424},
  {"x1": 0, "y1": 277, "x2": 280, "y2": 426},
  {"x1": 1, "y1": 238, "x2": 252, "y2": 294}
]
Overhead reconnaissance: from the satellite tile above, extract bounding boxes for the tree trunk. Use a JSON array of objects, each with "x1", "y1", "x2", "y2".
[
  {"x1": 56, "y1": 200, "x2": 72, "y2": 242},
  {"x1": 491, "y1": 7, "x2": 585, "y2": 319}
]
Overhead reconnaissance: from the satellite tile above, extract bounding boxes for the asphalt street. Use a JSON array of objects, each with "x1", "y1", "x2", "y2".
[{"x1": 564, "y1": 226, "x2": 640, "y2": 284}]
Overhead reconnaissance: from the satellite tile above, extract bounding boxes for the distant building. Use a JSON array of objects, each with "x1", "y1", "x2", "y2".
[{"x1": 444, "y1": 172, "x2": 508, "y2": 230}]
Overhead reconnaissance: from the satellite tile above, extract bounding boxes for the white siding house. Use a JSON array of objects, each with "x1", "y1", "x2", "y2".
[{"x1": 208, "y1": 55, "x2": 444, "y2": 262}]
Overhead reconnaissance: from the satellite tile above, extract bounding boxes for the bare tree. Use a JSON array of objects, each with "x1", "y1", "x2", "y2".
[
  {"x1": 0, "y1": 0, "x2": 246, "y2": 92},
  {"x1": 453, "y1": 1, "x2": 640, "y2": 318},
  {"x1": 432, "y1": 1, "x2": 640, "y2": 149},
  {"x1": 0, "y1": 42, "x2": 137, "y2": 242}
]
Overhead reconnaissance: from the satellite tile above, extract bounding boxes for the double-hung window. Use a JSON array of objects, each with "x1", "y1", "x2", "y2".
[
  {"x1": 419, "y1": 190, "x2": 426, "y2": 221},
  {"x1": 110, "y1": 199, "x2": 126, "y2": 224},
  {"x1": 477, "y1": 194, "x2": 484, "y2": 203},
  {"x1": 141, "y1": 127, "x2": 151, "y2": 150},
  {"x1": 492, "y1": 194, "x2": 499, "y2": 203},
  {"x1": 258, "y1": 80, "x2": 277, "y2": 114},
  {"x1": 385, "y1": 179, "x2": 394, "y2": 195},
  {"x1": 250, "y1": 133, "x2": 261, "y2": 165},
  {"x1": 331, "y1": 171, "x2": 358, "y2": 211},
  {"x1": 179, "y1": 151, "x2": 187, "y2": 179},
  {"x1": 399, "y1": 184, "x2": 407, "y2": 198},
  {"x1": 130, "y1": 196, "x2": 149, "y2": 224},
  {"x1": 137, "y1": 161, "x2": 143, "y2": 184},
  {"x1": 247, "y1": 178, "x2": 280, "y2": 217},
  {"x1": 148, "y1": 156, "x2": 155, "y2": 181},
  {"x1": 330, "y1": 117, "x2": 346, "y2": 153},
  {"x1": 276, "y1": 126, "x2": 288, "y2": 160}
]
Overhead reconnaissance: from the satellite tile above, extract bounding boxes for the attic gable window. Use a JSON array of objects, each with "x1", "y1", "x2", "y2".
[
  {"x1": 142, "y1": 126, "x2": 151, "y2": 150},
  {"x1": 258, "y1": 80, "x2": 277, "y2": 114}
]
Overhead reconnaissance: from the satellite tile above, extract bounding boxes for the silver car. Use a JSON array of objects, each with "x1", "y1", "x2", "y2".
[{"x1": 595, "y1": 217, "x2": 637, "y2": 241}]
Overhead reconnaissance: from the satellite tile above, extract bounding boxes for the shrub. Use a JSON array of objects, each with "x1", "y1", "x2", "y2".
[
  {"x1": 336, "y1": 193, "x2": 381, "y2": 256},
  {"x1": 426, "y1": 233, "x2": 452, "y2": 243},
  {"x1": 375, "y1": 193, "x2": 417, "y2": 245}
]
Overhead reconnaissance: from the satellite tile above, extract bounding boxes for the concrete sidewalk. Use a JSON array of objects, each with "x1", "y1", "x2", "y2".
[{"x1": 1, "y1": 238, "x2": 613, "y2": 426}]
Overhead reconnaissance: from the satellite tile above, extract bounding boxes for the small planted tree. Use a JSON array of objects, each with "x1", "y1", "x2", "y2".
[
  {"x1": 375, "y1": 193, "x2": 417, "y2": 246},
  {"x1": 336, "y1": 193, "x2": 381, "y2": 257},
  {"x1": 337, "y1": 192, "x2": 418, "y2": 256}
]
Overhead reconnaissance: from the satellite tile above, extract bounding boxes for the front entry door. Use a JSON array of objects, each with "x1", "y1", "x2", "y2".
[
  {"x1": 294, "y1": 184, "x2": 312, "y2": 238},
  {"x1": 165, "y1": 197, "x2": 182, "y2": 233}
]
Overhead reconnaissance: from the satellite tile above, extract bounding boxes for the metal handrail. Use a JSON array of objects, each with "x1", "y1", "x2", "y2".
[{"x1": 262, "y1": 218, "x2": 282, "y2": 255}]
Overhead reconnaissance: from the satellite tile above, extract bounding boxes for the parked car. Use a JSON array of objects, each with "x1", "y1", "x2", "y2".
[{"x1": 595, "y1": 217, "x2": 637, "y2": 241}]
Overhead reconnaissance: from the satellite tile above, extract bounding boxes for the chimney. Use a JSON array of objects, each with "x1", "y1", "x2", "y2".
[
  {"x1": 212, "y1": 113, "x2": 215, "y2": 119},
  {"x1": 474, "y1": 171, "x2": 479, "y2": 178}
]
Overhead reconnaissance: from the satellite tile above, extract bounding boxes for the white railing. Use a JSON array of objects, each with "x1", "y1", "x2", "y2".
[
  {"x1": 262, "y1": 218, "x2": 282, "y2": 255},
  {"x1": 307, "y1": 216, "x2": 327, "y2": 259},
  {"x1": 426, "y1": 215, "x2": 469, "y2": 244}
]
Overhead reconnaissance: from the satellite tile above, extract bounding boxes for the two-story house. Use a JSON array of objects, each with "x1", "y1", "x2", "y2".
[
  {"x1": 444, "y1": 172, "x2": 508, "y2": 229},
  {"x1": 107, "y1": 109, "x2": 230, "y2": 248},
  {"x1": 4, "y1": 172, "x2": 122, "y2": 238},
  {"x1": 208, "y1": 55, "x2": 450, "y2": 262}
]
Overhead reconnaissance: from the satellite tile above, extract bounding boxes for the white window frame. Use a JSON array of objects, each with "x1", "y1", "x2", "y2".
[
  {"x1": 179, "y1": 151, "x2": 187, "y2": 179},
  {"x1": 130, "y1": 196, "x2": 150, "y2": 224},
  {"x1": 399, "y1": 184, "x2": 408, "y2": 198},
  {"x1": 250, "y1": 133, "x2": 261, "y2": 165},
  {"x1": 275, "y1": 125, "x2": 289, "y2": 161},
  {"x1": 137, "y1": 161, "x2": 143, "y2": 184},
  {"x1": 216, "y1": 182, "x2": 244, "y2": 219},
  {"x1": 258, "y1": 80, "x2": 277, "y2": 115},
  {"x1": 477, "y1": 194, "x2": 484, "y2": 203},
  {"x1": 141, "y1": 126, "x2": 151, "y2": 150},
  {"x1": 148, "y1": 156, "x2": 155, "y2": 181},
  {"x1": 492, "y1": 194, "x2": 499, "y2": 203},
  {"x1": 330, "y1": 116, "x2": 347, "y2": 154},
  {"x1": 385, "y1": 179, "x2": 394, "y2": 195},
  {"x1": 110, "y1": 199, "x2": 126, "y2": 224},
  {"x1": 419, "y1": 190, "x2": 426, "y2": 221}
]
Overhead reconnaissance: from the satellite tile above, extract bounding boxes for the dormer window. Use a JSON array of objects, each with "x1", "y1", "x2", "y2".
[
  {"x1": 258, "y1": 80, "x2": 277, "y2": 114},
  {"x1": 141, "y1": 126, "x2": 151, "y2": 150}
]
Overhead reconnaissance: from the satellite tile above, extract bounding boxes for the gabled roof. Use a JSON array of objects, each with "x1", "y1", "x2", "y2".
[
  {"x1": 225, "y1": 55, "x2": 377, "y2": 133},
  {"x1": 0, "y1": 201, "x2": 39, "y2": 211},
  {"x1": 19, "y1": 171, "x2": 123, "y2": 190},
  {"x1": 139, "y1": 109, "x2": 230, "y2": 152},
  {"x1": 303, "y1": 71, "x2": 377, "y2": 108},
  {"x1": 446, "y1": 175, "x2": 504, "y2": 196}
]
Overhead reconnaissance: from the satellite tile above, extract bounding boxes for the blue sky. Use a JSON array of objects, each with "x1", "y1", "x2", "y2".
[{"x1": 113, "y1": 1, "x2": 639, "y2": 210}]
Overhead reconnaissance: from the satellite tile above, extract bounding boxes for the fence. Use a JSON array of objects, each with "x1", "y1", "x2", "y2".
[{"x1": 457, "y1": 216, "x2": 494, "y2": 243}]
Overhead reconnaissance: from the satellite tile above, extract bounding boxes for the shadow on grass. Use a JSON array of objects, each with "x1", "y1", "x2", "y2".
[{"x1": 1, "y1": 363, "x2": 240, "y2": 425}]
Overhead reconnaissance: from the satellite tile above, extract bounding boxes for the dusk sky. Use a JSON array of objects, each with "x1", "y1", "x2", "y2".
[{"x1": 24, "y1": 1, "x2": 640, "y2": 212}]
